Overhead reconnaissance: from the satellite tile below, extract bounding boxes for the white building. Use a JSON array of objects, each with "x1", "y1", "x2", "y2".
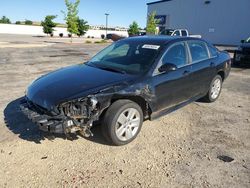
[
  {"x1": 0, "y1": 24, "x2": 129, "y2": 38},
  {"x1": 147, "y1": 0, "x2": 250, "y2": 45}
]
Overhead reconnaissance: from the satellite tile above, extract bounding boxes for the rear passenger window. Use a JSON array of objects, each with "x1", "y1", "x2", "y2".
[
  {"x1": 181, "y1": 30, "x2": 188, "y2": 36},
  {"x1": 162, "y1": 42, "x2": 187, "y2": 68},
  {"x1": 208, "y1": 44, "x2": 218, "y2": 57},
  {"x1": 188, "y1": 41, "x2": 209, "y2": 63}
]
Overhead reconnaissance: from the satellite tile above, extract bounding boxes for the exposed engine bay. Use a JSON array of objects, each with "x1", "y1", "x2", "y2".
[
  {"x1": 59, "y1": 97, "x2": 99, "y2": 136},
  {"x1": 20, "y1": 95, "x2": 109, "y2": 137}
]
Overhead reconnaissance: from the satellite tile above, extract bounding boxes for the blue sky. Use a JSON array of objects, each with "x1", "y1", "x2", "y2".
[{"x1": 0, "y1": 0, "x2": 153, "y2": 27}]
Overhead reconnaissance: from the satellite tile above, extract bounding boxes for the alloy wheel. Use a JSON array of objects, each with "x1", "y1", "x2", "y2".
[{"x1": 115, "y1": 108, "x2": 141, "y2": 141}]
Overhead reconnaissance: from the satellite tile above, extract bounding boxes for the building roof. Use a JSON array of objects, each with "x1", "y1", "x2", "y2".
[{"x1": 147, "y1": 0, "x2": 172, "y2": 5}]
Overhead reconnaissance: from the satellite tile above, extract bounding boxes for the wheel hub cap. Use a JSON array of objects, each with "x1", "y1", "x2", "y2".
[
  {"x1": 211, "y1": 78, "x2": 221, "y2": 99},
  {"x1": 115, "y1": 108, "x2": 140, "y2": 141}
]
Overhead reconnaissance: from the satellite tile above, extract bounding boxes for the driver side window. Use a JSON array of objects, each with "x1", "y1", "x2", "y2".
[{"x1": 162, "y1": 42, "x2": 187, "y2": 68}]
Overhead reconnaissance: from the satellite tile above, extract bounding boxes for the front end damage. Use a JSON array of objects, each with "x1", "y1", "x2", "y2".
[
  {"x1": 20, "y1": 95, "x2": 110, "y2": 137},
  {"x1": 20, "y1": 81, "x2": 154, "y2": 137}
]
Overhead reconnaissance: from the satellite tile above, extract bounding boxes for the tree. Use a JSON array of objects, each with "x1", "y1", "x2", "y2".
[
  {"x1": 62, "y1": 0, "x2": 81, "y2": 42},
  {"x1": 146, "y1": 12, "x2": 159, "y2": 35},
  {"x1": 41, "y1": 15, "x2": 57, "y2": 36},
  {"x1": 77, "y1": 18, "x2": 89, "y2": 37},
  {"x1": 0, "y1": 16, "x2": 11, "y2": 24},
  {"x1": 25, "y1": 20, "x2": 33, "y2": 25},
  {"x1": 128, "y1": 21, "x2": 140, "y2": 36},
  {"x1": 15, "y1": 21, "x2": 21, "y2": 25}
]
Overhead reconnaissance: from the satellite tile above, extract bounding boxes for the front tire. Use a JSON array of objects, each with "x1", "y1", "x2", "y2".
[
  {"x1": 102, "y1": 100, "x2": 143, "y2": 146},
  {"x1": 202, "y1": 75, "x2": 223, "y2": 103}
]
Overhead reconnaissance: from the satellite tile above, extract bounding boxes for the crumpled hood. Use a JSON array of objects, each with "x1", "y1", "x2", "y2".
[{"x1": 26, "y1": 64, "x2": 137, "y2": 110}]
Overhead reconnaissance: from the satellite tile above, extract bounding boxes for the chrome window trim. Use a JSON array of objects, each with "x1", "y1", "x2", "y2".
[
  {"x1": 187, "y1": 40, "x2": 211, "y2": 64},
  {"x1": 153, "y1": 41, "x2": 189, "y2": 76},
  {"x1": 152, "y1": 40, "x2": 219, "y2": 77},
  {"x1": 207, "y1": 43, "x2": 219, "y2": 59}
]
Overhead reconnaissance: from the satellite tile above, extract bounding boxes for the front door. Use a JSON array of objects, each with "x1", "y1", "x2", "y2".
[{"x1": 152, "y1": 42, "x2": 193, "y2": 112}]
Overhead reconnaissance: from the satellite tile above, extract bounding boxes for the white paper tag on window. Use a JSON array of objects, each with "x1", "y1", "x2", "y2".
[{"x1": 142, "y1": 44, "x2": 160, "y2": 50}]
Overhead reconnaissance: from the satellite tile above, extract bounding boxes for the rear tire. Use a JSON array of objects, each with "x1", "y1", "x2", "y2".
[
  {"x1": 102, "y1": 100, "x2": 143, "y2": 146},
  {"x1": 202, "y1": 75, "x2": 223, "y2": 103}
]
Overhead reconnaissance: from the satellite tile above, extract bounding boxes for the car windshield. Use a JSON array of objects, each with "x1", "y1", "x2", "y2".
[{"x1": 86, "y1": 40, "x2": 163, "y2": 74}]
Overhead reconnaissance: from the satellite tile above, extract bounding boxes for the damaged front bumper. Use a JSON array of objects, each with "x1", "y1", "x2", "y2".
[{"x1": 19, "y1": 97, "x2": 99, "y2": 136}]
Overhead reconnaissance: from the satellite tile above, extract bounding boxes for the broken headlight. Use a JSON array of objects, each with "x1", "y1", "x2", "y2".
[{"x1": 60, "y1": 97, "x2": 99, "y2": 119}]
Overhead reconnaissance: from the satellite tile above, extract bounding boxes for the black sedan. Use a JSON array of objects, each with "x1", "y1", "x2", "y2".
[
  {"x1": 234, "y1": 37, "x2": 250, "y2": 65},
  {"x1": 20, "y1": 36, "x2": 231, "y2": 145}
]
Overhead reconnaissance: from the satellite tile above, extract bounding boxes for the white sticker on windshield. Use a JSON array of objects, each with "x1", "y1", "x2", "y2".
[{"x1": 142, "y1": 44, "x2": 160, "y2": 50}]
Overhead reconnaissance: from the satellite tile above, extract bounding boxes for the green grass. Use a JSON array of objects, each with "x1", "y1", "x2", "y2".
[
  {"x1": 85, "y1": 40, "x2": 92, "y2": 44},
  {"x1": 94, "y1": 40, "x2": 107, "y2": 44}
]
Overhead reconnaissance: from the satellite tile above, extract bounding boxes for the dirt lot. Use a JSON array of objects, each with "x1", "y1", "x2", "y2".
[{"x1": 0, "y1": 34, "x2": 249, "y2": 188}]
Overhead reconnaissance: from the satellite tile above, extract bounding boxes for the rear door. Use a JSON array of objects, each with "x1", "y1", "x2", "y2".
[{"x1": 187, "y1": 40, "x2": 217, "y2": 96}]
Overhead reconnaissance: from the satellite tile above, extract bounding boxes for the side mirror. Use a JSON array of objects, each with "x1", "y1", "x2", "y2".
[
  {"x1": 241, "y1": 40, "x2": 245, "y2": 43},
  {"x1": 158, "y1": 63, "x2": 177, "y2": 73}
]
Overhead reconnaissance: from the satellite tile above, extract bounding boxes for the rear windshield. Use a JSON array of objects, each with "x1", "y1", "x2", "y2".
[{"x1": 160, "y1": 29, "x2": 174, "y2": 36}]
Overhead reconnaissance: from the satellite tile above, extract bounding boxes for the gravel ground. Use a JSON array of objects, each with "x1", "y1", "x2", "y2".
[{"x1": 0, "y1": 35, "x2": 249, "y2": 188}]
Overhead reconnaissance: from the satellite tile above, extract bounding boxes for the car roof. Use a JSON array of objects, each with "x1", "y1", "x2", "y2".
[{"x1": 123, "y1": 35, "x2": 204, "y2": 45}]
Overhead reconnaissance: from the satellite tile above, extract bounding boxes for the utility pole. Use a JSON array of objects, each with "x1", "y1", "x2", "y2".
[{"x1": 105, "y1": 13, "x2": 109, "y2": 39}]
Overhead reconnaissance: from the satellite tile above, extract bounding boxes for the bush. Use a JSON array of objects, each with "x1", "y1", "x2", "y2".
[
  {"x1": 0, "y1": 16, "x2": 11, "y2": 24},
  {"x1": 128, "y1": 21, "x2": 140, "y2": 36},
  {"x1": 59, "y1": 33, "x2": 64, "y2": 37},
  {"x1": 85, "y1": 40, "x2": 92, "y2": 44},
  {"x1": 101, "y1": 34, "x2": 105, "y2": 39},
  {"x1": 91, "y1": 36, "x2": 94, "y2": 39},
  {"x1": 15, "y1": 21, "x2": 21, "y2": 25},
  {"x1": 68, "y1": 33, "x2": 72, "y2": 38},
  {"x1": 94, "y1": 40, "x2": 107, "y2": 44},
  {"x1": 77, "y1": 18, "x2": 89, "y2": 37},
  {"x1": 25, "y1": 20, "x2": 33, "y2": 25},
  {"x1": 41, "y1": 15, "x2": 57, "y2": 35},
  {"x1": 87, "y1": 36, "x2": 90, "y2": 38},
  {"x1": 50, "y1": 33, "x2": 54, "y2": 37}
]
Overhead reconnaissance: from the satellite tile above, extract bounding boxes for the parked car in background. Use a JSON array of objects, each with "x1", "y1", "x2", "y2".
[
  {"x1": 107, "y1": 33, "x2": 126, "y2": 42},
  {"x1": 160, "y1": 29, "x2": 202, "y2": 38},
  {"x1": 20, "y1": 36, "x2": 231, "y2": 146},
  {"x1": 234, "y1": 37, "x2": 250, "y2": 65}
]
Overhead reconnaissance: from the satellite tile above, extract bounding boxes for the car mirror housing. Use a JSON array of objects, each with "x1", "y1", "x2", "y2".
[{"x1": 158, "y1": 63, "x2": 177, "y2": 73}]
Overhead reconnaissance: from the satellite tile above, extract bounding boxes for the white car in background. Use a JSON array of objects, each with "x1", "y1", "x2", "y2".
[{"x1": 160, "y1": 29, "x2": 202, "y2": 38}]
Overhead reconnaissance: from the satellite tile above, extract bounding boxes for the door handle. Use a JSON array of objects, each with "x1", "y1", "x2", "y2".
[
  {"x1": 183, "y1": 70, "x2": 190, "y2": 76},
  {"x1": 210, "y1": 62, "x2": 215, "y2": 67}
]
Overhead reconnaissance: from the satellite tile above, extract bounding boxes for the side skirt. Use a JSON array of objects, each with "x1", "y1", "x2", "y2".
[{"x1": 150, "y1": 95, "x2": 203, "y2": 121}]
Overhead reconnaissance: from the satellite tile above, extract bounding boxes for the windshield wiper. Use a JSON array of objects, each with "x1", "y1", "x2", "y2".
[
  {"x1": 87, "y1": 62, "x2": 127, "y2": 74},
  {"x1": 98, "y1": 66, "x2": 127, "y2": 74}
]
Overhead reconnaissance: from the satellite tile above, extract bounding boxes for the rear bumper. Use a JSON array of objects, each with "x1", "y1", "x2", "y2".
[{"x1": 20, "y1": 99, "x2": 65, "y2": 134}]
